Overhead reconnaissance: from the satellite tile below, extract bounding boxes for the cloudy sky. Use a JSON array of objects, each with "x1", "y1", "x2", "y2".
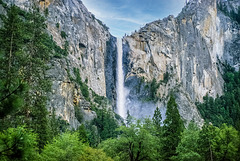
[{"x1": 81, "y1": 0, "x2": 186, "y2": 37}]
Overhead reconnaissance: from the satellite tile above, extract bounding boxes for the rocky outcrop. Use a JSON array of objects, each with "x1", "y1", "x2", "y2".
[
  {"x1": 122, "y1": 0, "x2": 240, "y2": 126},
  {"x1": 4, "y1": 0, "x2": 117, "y2": 129},
  {"x1": 44, "y1": 0, "x2": 117, "y2": 129}
]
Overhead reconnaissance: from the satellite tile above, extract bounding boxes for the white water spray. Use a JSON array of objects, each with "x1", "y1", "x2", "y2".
[{"x1": 116, "y1": 38, "x2": 126, "y2": 119}]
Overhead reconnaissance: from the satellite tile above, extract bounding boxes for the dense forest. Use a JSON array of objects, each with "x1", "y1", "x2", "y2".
[{"x1": 0, "y1": 2, "x2": 240, "y2": 161}]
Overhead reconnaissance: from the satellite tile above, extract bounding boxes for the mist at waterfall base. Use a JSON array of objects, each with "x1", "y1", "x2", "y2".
[{"x1": 116, "y1": 38, "x2": 166, "y2": 121}]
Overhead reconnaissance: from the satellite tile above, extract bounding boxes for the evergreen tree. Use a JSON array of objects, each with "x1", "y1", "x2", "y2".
[
  {"x1": 0, "y1": 5, "x2": 26, "y2": 120},
  {"x1": 91, "y1": 108, "x2": 119, "y2": 142},
  {"x1": 0, "y1": 3, "x2": 53, "y2": 150},
  {"x1": 49, "y1": 108, "x2": 61, "y2": 138},
  {"x1": 21, "y1": 6, "x2": 51, "y2": 151},
  {"x1": 126, "y1": 110, "x2": 133, "y2": 127},
  {"x1": 197, "y1": 123, "x2": 216, "y2": 161},
  {"x1": 152, "y1": 107, "x2": 162, "y2": 136},
  {"x1": 31, "y1": 96, "x2": 50, "y2": 152},
  {"x1": 78, "y1": 124, "x2": 89, "y2": 144},
  {"x1": 161, "y1": 94, "x2": 184, "y2": 160}
]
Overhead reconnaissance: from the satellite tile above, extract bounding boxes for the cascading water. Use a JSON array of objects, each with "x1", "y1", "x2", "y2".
[{"x1": 116, "y1": 38, "x2": 126, "y2": 119}]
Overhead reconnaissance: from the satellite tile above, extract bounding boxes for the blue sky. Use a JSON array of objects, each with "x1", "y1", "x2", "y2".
[{"x1": 81, "y1": 0, "x2": 186, "y2": 37}]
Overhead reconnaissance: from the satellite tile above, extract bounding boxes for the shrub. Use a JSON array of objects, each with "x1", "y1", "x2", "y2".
[
  {"x1": 61, "y1": 31, "x2": 67, "y2": 39},
  {"x1": 56, "y1": 23, "x2": 60, "y2": 28}
]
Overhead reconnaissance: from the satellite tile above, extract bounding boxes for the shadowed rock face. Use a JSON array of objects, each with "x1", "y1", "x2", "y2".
[{"x1": 122, "y1": 0, "x2": 240, "y2": 126}]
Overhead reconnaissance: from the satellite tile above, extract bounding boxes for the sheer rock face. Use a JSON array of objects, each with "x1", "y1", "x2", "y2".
[
  {"x1": 123, "y1": 0, "x2": 240, "y2": 126},
  {"x1": 3, "y1": 0, "x2": 239, "y2": 127},
  {"x1": 45, "y1": 0, "x2": 117, "y2": 129},
  {"x1": 5, "y1": 0, "x2": 117, "y2": 129}
]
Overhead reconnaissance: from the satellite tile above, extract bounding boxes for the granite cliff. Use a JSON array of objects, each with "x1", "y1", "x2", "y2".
[
  {"x1": 2, "y1": 0, "x2": 239, "y2": 127},
  {"x1": 122, "y1": 0, "x2": 240, "y2": 125},
  {"x1": 1, "y1": 0, "x2": 117, "y2": 129}
]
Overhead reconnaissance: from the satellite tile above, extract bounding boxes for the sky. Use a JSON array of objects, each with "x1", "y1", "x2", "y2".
[{"x1": 81, "y1": 0, "x2": 186, "y2": 37}]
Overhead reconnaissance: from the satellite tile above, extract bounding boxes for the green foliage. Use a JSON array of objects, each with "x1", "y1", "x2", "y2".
[
  {"x1": 152, "y1": 107, "x2": 162, "y2": 135},
  {"x1": 40, "y1": 132, "x2": 84, "y2": 161},
  {"x1": 92, "y1": 90, "x2": 107, "y2": 105},
  {"x1": 126, "y1": 110, "x2": 133, "y2": 127},
  {"x1": 197, "y1": 66, "x2": 240, "y2": 130},
  {"x1": 73, "y1": 68, "x2": 90, "y2": 101},
  {"x1": 149, "y1": 78, "x2": 160, "y2": 100},
  {"x1": 85, "y1": 122, "x2": 100, "y2": 147},
  {"x1": 91, "y1": 108, "x2": 119, "y2": 142},
  {"x1": 163, "y1": 72, "x2": 170, "y2": 84},
  {"x1": 0, "y1": 5, "x2": 27, "y2": 119},
  {"x1": 67, "y1": 69, "x2": 74, "y2": 81},
  {"x1": 49, "y1": 109, "x2": 61, "y2": 137},
  {"x1": 44, "y1": 8, "x2": 49, "y2": 17},
  {"x1": 64, "y1": 40, "x2": 69, "y2": 55},
  {"x1": 78, "y1": 124, "x2": 89, "y2": 144},
  {"x1": 174, "y1": 122, "x2": 201, "y2": 161},
  {"x1": 162, "y1": 94, "x2": 184, "y2": 160},
  {"x1": 0, "y1": 4, "x2": 69, "y2": 152},
  {"x1": 78, "y1": 146, "x2": 113, "y2": 161},
  {"x1": 0, "y1": 126, "x2": 38, "y2": 161},
  {"x1": 99, "y1": 119, "x2": 159, "y2": 161},
  {"x1": 81, "y1": 84, "x2": 89, "y2": 100},
  {"x1": 218, "y1": 3, "x2": 240, "y2": 24},
  {"x1": 61, "y1": 31, "x2": 67, "y2": 39},
  {"x1": 197, "y1": 123, "x2": 217, "y2": 161},
  {"x1": 74, "y1": 106, "x2": 84, "y2": 123},
  {"x1": 145, "y1": 78, "x2": 160, "y2": 102},
  {"x1": 57, "y1": 117, "x2": 69, "y2": 133},
  {"x1": 212, "y1": 124, "x2": 240, "y2": 161},
  {"x1": 0, "y1": 0, "x2": 7, "y2": 9},
  {"x1": 56, "y1": 22, "x2": 60, "y2": 29},
  {"x1": 30, "y1": 96, "x2": 50, "y2": 152},
  {"x1": 42, "y1": 34, "x2": 68, "y2": 57}
]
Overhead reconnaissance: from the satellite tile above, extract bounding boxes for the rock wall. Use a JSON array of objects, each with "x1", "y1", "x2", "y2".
[
  {"x1": 44, "y1": 0, "x2": 117, "y2": 129},
  {"x1": 122, "y1": 0, "x2": 240, "y2": 126},
  {"x1": 4, "y1": 0, "x2": 117, "y2": 129},
  {"x1": 2, "y1": 0, "x2": 239, "y2": 127}
]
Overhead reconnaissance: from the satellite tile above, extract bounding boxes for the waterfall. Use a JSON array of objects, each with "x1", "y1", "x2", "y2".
[{"x1": 116, "y1": 38, "x2": 126, "y2": 119}]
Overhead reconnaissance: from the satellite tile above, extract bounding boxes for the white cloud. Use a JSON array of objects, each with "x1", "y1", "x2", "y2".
[{"x1": 81, "y1": 0, "x2": 185, "y2": 37}]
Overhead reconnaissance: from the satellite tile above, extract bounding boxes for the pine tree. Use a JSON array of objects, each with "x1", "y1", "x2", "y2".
[
  {"x1": 161, "y1": 94, "x2": 184, "y2": 160},
  {"x1": 152, "y1": 107, "x2": 162, "y2": 136},
  {"x1": 78, "y1": 124, "x2": 89, "y2": 144},
  {"x1": 126, "y1": 110, "x2": 133, "y2": 127},
  {"x1": 197, "y1": 123, "x2": 216, "y2": 161},
  {"x1": 0, "y1": 5, "x2": 26, "y2": 120},
  {"x1": 49, "y1": 108, "x2": 61, "y2": 138},
  {"x1": 21, "y1": 6, "x2": 51, "y2": 151}
]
